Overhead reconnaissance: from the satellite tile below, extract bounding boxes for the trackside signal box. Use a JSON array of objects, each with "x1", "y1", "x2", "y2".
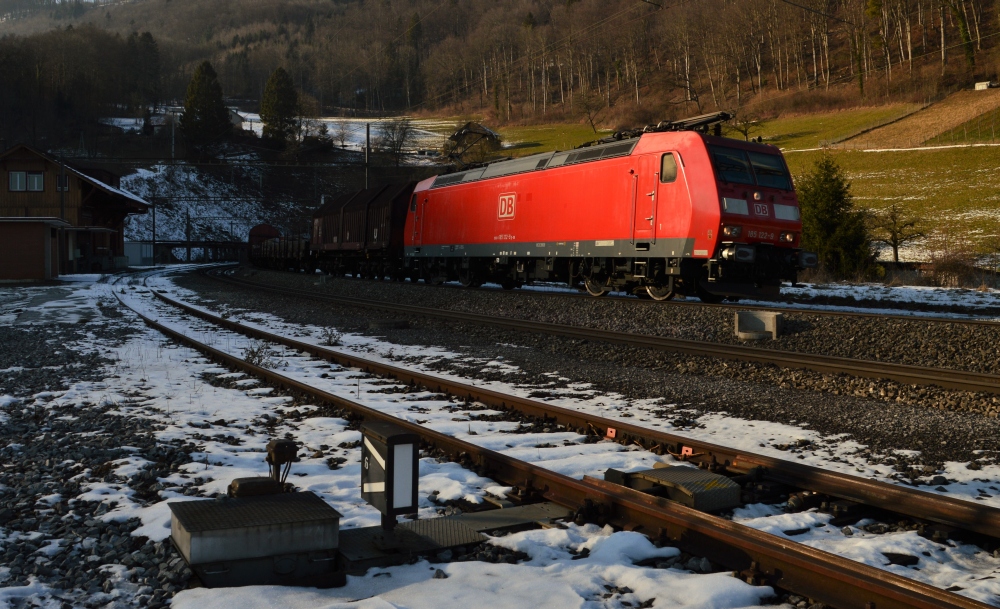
[{"x1": 361, "y1": 421, "x2": 419, "y2": 524}]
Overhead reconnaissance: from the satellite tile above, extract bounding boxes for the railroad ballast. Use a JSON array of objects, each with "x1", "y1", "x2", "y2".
[{"x1": 251, "y1": 112, "x2": 817, "y2": 301}]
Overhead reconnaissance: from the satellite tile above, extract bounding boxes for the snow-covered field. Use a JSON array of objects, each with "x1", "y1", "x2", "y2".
[
  {"x1": 237, "y1": 113, "x2": 450, "y2": 155},
  {"x1": 3, "y1": 267, "x2": 1000, "y2": 607}
]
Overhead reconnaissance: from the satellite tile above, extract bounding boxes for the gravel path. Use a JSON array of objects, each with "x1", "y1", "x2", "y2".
[{"x1": 176, "y1": 268, "x2": 1000, "y2": 469}]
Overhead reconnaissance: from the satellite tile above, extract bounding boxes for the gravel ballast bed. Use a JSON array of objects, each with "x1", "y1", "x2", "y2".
[
  {"x1": 230, "y1": 268, "x2": 1000, "y2": 375},
  {"x1": 0, "y1": 299, "x2": 197, "y2": 608},
  {"x1": 177, "y1": 268, "x2": 1000, "y2": 468}
]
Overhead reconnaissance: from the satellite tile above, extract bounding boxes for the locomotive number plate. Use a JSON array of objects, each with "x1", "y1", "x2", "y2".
[{"x1": 498, "y1": 193, "x2": 517, "y2": 220}]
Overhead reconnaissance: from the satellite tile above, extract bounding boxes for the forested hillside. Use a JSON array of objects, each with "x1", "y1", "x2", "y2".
[{"x1": 1, "y1": 0, "x2": 997, "y2": 147}]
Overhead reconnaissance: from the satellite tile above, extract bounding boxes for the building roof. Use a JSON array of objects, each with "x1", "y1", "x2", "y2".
[
  {"x1": 0, "y1": 144, "x2": 150, "y2": 213},
  {"x1": 0, "y1": 216, "x2": 72, "y2": 228}
]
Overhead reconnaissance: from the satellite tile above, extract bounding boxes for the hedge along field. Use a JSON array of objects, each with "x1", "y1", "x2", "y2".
[{"x1": 785, "y1": 146, "x2": 1000, "y2": 256}]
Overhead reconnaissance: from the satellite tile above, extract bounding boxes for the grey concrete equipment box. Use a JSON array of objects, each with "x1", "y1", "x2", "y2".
[
  {"x1": 169, "y1": 491, "x2": 343, "y2": 587},
  {"x1": 361, "y1": 421, "x2": 420, "y2": 517},
  {"x1": 734, "y1": 310, "x2": 783, "y2": 340}
]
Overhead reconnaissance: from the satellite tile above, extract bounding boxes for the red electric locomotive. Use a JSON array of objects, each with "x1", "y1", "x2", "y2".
[{"x1": 403, "y1": 112, "x2": 815, "y2": 301}]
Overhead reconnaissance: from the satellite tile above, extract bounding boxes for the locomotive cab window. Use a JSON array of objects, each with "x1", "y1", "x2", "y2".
[
  {"x1": 660, "y1": 153, "x2": 678, "y2": 183},
  {"x1": 709, "y1": 145, "x2": 793, "y2": 191},
  {"x1": 709, "y1": 146, "x2": 754, "y2": 185},
  {"x1": 410, "y1": 194, "x2": 417, "y2": 212},
  {"x1": 747, "y1": 152, "x2": 792, "y2": 191}
]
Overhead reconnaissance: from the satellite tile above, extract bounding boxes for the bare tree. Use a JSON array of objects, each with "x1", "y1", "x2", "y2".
[
  {"x1": 376, "y1": 118, "x2": 416, "y2": 166},
  {"x1": 870, "y1": 202, "x2": 924, "y2": 264},
  {"x1": 578, "y1": 90, "x2": 605, "y2": 133},
  {"x1": 335, "y1": 121, "x2": 350, "y2": 149},
  {"x1": 728, "y1": 107, "x2": 767, "y2": 141}
]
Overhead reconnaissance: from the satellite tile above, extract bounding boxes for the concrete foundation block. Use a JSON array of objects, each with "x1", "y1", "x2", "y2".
[{"x1": 735, "y1": 311, "x2": 783, "y2": 340}]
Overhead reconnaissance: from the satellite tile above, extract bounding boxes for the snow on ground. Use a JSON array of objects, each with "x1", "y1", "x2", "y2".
[
  {"x1": 100, "y1": 117, "x2": 146, "y2": 133},
  {"x1": 172, "y1": 528, "x2": 772, "y2": 609},
  {"x1": 5, "y1": 267, "x2": 1000, "y2": 607},
  {"x1": 119, "y1": 164, "x2": 299, "y2": 243},
  {"x1": 236, "y1": 113, "x2": 448, "y2": 155}
]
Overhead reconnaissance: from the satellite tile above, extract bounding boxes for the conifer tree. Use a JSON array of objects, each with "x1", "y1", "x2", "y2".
[
  {"x1": 179, "y1": 61, "x2": 231, "y2": 148},
  {"x1": 798, "y1": 154, "x2": 873, "y2": 278},
  {"x1": 260, "y1": 67, "x2": 298, "y2": 144}
]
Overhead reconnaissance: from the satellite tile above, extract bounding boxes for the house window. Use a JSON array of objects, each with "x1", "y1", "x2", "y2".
[
  {"x1": 27, "y1": 173, "x2": 43, "y2": 192},
  {"x1": 8, "y1": 171, "x2": 26, "y2": 191},
  {"x1": 56, "y1": 175, "x2": 69, "y2": 191}
]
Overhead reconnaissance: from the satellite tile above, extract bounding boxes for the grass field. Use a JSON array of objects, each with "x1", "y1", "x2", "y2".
[
  {"x1": 753, "y1": 104, "x2": 920, "y2": 150},
  {"x1": 926, "y1": 106, "x2": 1000, "y2": 146},
  {"x1": 786, "y1": 146, "x2": 1000, "y2": 254},
  {"x1": 844, "y1": 89, "x2": 1000, "y2": 149},
  {"x1": 412, "y1": 118, "x2": 607, "y2": 157},
  {"x1": 496, "y1": 123, "x2": 610, "y2": 156}
]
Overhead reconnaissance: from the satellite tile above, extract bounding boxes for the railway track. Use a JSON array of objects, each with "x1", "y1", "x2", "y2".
[
  {"x1": 254, "y1": 262, "x2": 1000, "y2": 326},
  {"x1": 206, "y1": 268, "x2": 1000, "y2": 396},
  {"x1": 118, "y1": 269, "x2": 1000, "y2": 609}
]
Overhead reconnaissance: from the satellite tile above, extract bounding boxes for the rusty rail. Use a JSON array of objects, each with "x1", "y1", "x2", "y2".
[{"x1": 117, "y1": 286, "x2": 993, "y2": 609}]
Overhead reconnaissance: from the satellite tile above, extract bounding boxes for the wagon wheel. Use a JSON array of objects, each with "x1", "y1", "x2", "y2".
[
  {"x1": 645, "y1": 284, "x2": 675, "y2": 301},
  {"x1": 584, "y1": 277, "x2": 610, "y2": 297}
]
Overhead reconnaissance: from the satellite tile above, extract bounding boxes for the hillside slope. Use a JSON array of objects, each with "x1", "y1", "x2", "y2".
[{"x1": 840, "y1": 89, "x2": 1000, "y2": 149}]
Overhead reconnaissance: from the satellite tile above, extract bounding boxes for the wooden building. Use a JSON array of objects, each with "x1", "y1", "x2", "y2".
[{"x1": 0, "y1": 144, "x2": 149, "y2": 280}]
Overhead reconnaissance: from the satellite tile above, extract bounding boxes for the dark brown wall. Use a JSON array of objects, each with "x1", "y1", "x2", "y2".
[
  {"x1": 0, "y1": 150, "x2": 81, "y2": 223},
  {"x1": 0, "y1": 223, "x2": 47, "y2": 281}
]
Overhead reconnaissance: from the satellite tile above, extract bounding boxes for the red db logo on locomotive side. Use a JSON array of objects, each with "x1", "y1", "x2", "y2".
[
  {"x1": 498, "y1": 193, "x2": 516, "y2": 220},
  {"x1": 753, "y1": 203, "x2": 769, "y2": 216}
]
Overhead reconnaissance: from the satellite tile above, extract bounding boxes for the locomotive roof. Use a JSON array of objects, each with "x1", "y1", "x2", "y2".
[{"x1": 431, "y1": 138, "x2": 638, "y2": 189}]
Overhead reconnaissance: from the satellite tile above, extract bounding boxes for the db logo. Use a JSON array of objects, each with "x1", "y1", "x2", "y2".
[
  {"x1": 498, "y1": 193, "x2": 516, "y2": 220},
  {"x1": 753, "y1": 203, "x2": 769, "y2": 216}
]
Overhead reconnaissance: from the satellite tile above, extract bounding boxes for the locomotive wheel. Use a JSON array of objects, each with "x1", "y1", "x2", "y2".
[
  {"x1": 645, "y1": 284, "x2": 675, "y2": 301},
  {"x1": 500, "y1": 278, "x2": 517, "y2": 290},
  {"x1": 584, "y1": 277, "x2": 610, "y2": 297},
  {"x1": 458, "y1": 269, "x2": 481, "y2": 288}
]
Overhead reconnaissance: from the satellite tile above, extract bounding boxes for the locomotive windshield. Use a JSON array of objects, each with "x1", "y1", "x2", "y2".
[{"x1": 709, "y1": 145, "x2": 792, "y2": 191}]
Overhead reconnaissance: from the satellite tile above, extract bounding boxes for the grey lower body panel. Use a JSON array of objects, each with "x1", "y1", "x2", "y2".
[{"x1": 405, "y1": 238, "x2": 697, "y2": 260}]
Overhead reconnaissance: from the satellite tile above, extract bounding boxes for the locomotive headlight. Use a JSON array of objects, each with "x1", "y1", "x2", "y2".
[
  {"x1": 720, "y1": 245, "x2": 756, "y2": 263},
  {"x1": 779, "y1": 231, "x2": 796, "y2": 243},
  {"x1": 722, "y1": 225, "x2": 742, "y2": 238}
]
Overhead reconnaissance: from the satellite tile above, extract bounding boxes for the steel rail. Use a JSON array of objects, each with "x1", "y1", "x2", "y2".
[
  {"x1": 206, "y1": 270, "x2": 1000, "y2": 394},
  {"x1": 117, "y1": 288, "x2": 992, "y2": 609},
  {"x1": 247, "y1": 262, "x2": 1000, "y2": 326},
  {"x1": 149, "y1": 286, "x2": 1000, "y2": 540}
]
